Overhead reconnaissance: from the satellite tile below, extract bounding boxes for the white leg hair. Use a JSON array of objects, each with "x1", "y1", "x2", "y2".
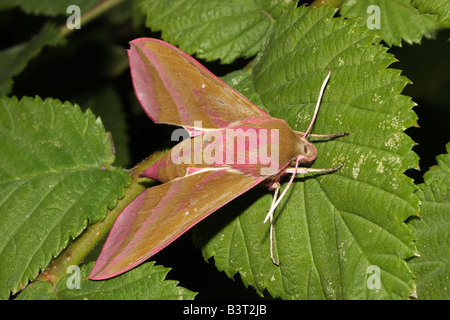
[
  {"x1": 263, "y1": 162, "x2": 343, "y2": 225},
  {"x1": 269, "y1": 183, "x2": 281, "y2": 266},
  {"x1": 263, "y1": 162, "x2": 343, "y2": 266}
]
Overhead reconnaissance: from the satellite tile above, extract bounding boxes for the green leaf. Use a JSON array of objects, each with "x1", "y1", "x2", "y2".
[
  {"x1": 408, "y1": 144, "x2": 450, "y2": 300},
  {"x1": 17, "y1": 262, "x2": 196, "y2": 300},
  {"x1": 13, "y1": 281, "x2": 55, "y2": 300},
  {"x1": 0, "y1": 0, "x2": 98, "y2": 16},
  {"x1": 0, "y1": 96, "x2": 130, "y2": 299},
  {"x1": 0, "y1": 23, "x2": 64, "y2": 96},
  {"x1": 81, "y1": 86, "x2": 130, "y2": 168},
  {"x1": 194, "y1": 4, "x2": 418, "y2": 299},
  {"x1": 412, "y1": 0, "x2": 450, "y2": 28},
  {"x1": 139, "y1": 0, "x2": 291, "y2": 63},
  {"x1": 220, "y1": 69, "x2": 267, "y2": 113},
  {"x1": 340, "y1": 0, "x2": 438, "y2": 46}
]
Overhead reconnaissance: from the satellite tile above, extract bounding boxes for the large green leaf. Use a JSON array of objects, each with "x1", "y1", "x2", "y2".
[
  {"x1": 17, "y1": 262, "x2": 196, "y2": 300},
  {"x1": 0, "y1": 96, "x2": 130, "y2": 299},
  {"x1": 412, "y1": 0, "x2": 450, "y2": 28},
  {"x1": 194, "y1": 4, "x2": 418, "y2": 299},
  {"x1": 408, "y1": 144, "x2": 450, "y2": 299},
  {"x1": 139, "y1": 0, "x2": 291, "y2": 63},
  {"x1": 340, "y1": 0, "x2": 438, "y2": 46}
]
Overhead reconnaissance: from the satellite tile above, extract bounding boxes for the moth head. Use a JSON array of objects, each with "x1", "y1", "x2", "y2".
[{"x1": 291, "y1": 135, "x2": 317, "y2": 166}]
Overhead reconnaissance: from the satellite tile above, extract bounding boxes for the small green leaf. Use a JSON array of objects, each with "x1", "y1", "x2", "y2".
[
  {"x1": 139, "y1": 0, "x2": 291, "y2": 63},
  {"x1": 195, "y1": 4, "x2": 418, "y2": 300},
  {"x1": 0, "y1": 23, "x2": 64, "y2": 96},
  {"x1": 18, "y1": 262, "x2": 196, "y2": 300},
  {"x1": 0, "y1": 96, "x2": 130, "y2": 299},
  {"x1": 408, "y1": 144, "x2": 450, "y2": 300},
  {"x1": 0, "y1": 0, "x2": 98, "y2": 16},
  {"x1": 340, "y1": 0, "x2": 438, "y2": 46}
]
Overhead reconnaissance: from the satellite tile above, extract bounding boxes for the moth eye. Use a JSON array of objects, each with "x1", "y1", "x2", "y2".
[{"x1": 303, "y1": 145, "x2": 308, "y2": 154}]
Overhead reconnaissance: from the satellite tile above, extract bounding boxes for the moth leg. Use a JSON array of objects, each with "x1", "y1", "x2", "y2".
[
  {"x1": 285, "y1": 163, "x2": 344, "y2": 175},
  {"x1": 264, "y1": 163, "x2": 343, "y2": 226},
  {"x1": 267, "y1": 182, "x2": 281, "y2": 266},
  {"x1": 307, "y1": 132, "x2": 349, "y2": 140}
]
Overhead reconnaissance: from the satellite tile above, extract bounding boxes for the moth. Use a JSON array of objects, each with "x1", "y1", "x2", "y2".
[{"x1": 89, "y1": 38, "x2": 347, "y2": 280}]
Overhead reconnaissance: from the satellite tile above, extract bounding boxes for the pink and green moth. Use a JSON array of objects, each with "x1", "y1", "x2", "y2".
[{"x1": 89, "y1": 38, "x2": 348, "y2": 280}]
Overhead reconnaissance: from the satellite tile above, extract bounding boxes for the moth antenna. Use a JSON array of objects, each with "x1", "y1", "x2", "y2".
[
  {"x1": 262, "y1": 157, "x2": 300, "y2": 225},
  {"x1": 303, "y1": 68, "x2": 332, "y2": 139}
]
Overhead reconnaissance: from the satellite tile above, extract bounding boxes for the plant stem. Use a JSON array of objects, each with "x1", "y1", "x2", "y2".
[
  {"x1": 59, "y1": 0, "x2": 127, "y2": 38},
  {"x1": 36, "y1": 152, "x2": 163, "y2": 286}
]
